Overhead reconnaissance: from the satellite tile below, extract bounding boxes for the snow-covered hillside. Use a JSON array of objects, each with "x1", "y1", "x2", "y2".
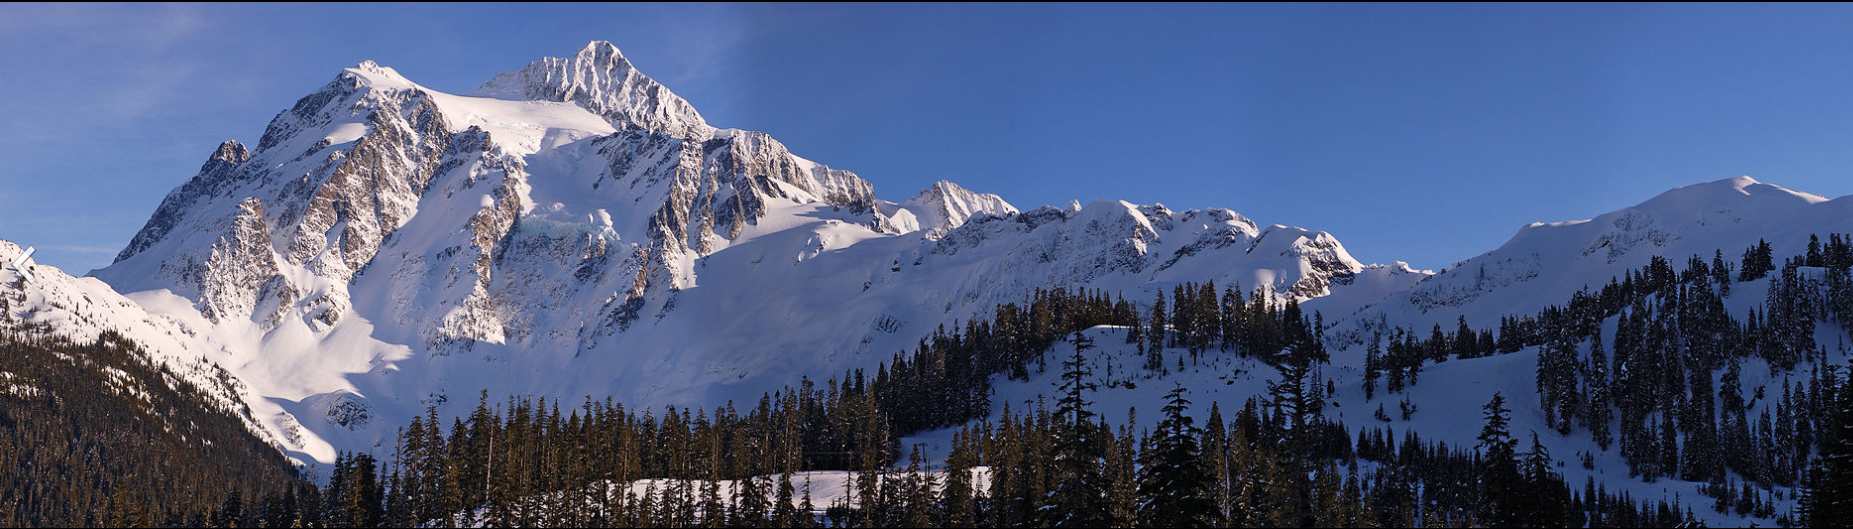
[
  {"x1": 1330, "y1": 176, "x2": 1853, "y2": 345},
  {"x1": 914, "y1": 312, "x2": 1839, "y2": 527},
  {"x1": 81, "y1": 41, "x2": 1407, "y2": 462},
  {"x1": 1, "y1": 240, "x2": 331, "y2": 461}
]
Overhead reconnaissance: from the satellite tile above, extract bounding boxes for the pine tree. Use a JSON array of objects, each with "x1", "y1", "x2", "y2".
[
  {"x1": 1536, "y1": 330, "x2": 1580, "y2": 434},
  {"x1": 1198, "y1": 282, "x2": 1222, "y2": 353},
  {"x1": 1221, "y1": 286, "x2": 1244, "y2": 355},
  {"x1": 941, "y1": 428, "x2": 978, "y2": 528},
  {"x1": 1804, "y1": 361, "x2": 1853, "y2": 527},
  {"x1": 1522, "y1": 432, "x2": 1571, "y2": 527},
  {"x1": 1478, "y1": 393, "x2": 1524, "y2": 527},
  {"x1": 1455, "y1": 315, "x2": 1476, "y2": 359},
  {"x1": 1720, "y1": 359, "x2": 1752, "y2": 478},
  {"x1": 1586, "y1": 328, "x2": 1614, "y2": 450},
  {"x1": 1149, "y1": 290, "x2": 1168, "y2": 367},
  {"x1": 1713, "y1": 249, "x2": 1733, "y2": 296},
  {"x1": 1049, "y1": 331, "x2": 1108, "y2": 527},
  {"x1": 1364, "y1": 330, "x2": 1383, "y2": 401},
  {"x1": 1136, "y1": 385, "x2": 1213, "y2": 527},
  {"x1": 1741, "y1": 239, "x2": 1776, "y2": 281},
  {"x1": 1104, "y1": 422, "x2": 1140, "y2": 528}
]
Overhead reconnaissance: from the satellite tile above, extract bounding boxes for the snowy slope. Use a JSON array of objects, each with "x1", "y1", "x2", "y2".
[
  {"x1": 0, "y1": 240, "x2": 331, "y2": 463},
  {"x1": 906, "y1": 324, "x2": 1833, "y2": 527},
  {"x1": 1328, "y1": 176, "x2": 1853, "y2": 349},
  {"x1": 87, "y1": 41, "x2": 1407, "y2": 462}
]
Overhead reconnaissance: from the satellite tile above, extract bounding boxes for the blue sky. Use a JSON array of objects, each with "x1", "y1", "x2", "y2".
[{"x1": 3, "y1": 3, "x2": 1853, "y2": 273}]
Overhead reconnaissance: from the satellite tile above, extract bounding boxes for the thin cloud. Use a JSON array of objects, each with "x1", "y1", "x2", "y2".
[
  {"x1": 0, "y1": 4, "x2": 212, "y2": 145},
  {"x1": 43, "y1": 245, "x2": 121, "y2": 255},
  {"x1": 652, "y1": 4, "x2": 756, "y2": 88},
  {"x1": 650, "y1": 4, "x2": 841, "y2": 86},
  {"x1": 0, "y1": 3, "x2": 207, "y2": 49}
]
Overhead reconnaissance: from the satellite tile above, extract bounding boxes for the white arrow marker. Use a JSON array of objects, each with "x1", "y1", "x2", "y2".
[{"x1": 9, "y1": 246, "x2": 36, "y2": 284}]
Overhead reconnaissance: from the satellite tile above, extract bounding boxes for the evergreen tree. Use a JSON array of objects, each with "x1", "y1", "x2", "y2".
[
  {"x1": 1104, "y1": 422, "x2": 1140, "y2": 528},
  {"x1": 1364, "y1": 330, "x2": 1383, "y2": 401},
  {"x1": 1586, "y1": 328, "x2": 1613, "y2": 451},
  {"x1": 1804, "y1": 361, "x2": 1853, "y2": 527},
  {"x1": 1049, "y1": 331, "x2": 1108, "y2": 527},
  {"x1": 1221, "y1": 286, "x2": 1244, "y2": 355},
  {"x1": 1536, "y1": 330, "x2": 1580, "y2": 434},
  {"x1": 1713, "y1": 249, "x2": 1733, "y2": 296},
  {"x1": 1521, "y1": 432, "x2": 1571, "y2": 528},
  {"x1": 1477, "y1": 393, "x2": 1524, "y2": 527},
  {"x1": 1149, "y1": 290, "x2": 1168, "y2": 368},
  {"x1": 1742, "y1": 239, "x2": 1776, "y2": 282},
  {"x1": 1136, "y1": 385, "x2": 1213, "y2": 527}
]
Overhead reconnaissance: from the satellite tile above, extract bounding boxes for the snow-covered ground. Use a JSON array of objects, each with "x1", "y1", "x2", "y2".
[
  {"x1": 906, "y1": 321, "x2": 1835, "y2": 527},
  {"x1": 1329, "y1": 176, "x2": 1853, "y2": 343}
]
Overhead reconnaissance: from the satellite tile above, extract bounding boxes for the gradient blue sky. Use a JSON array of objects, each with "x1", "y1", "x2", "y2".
[{"x1": 3, "y1": 3, "x2": 1853, "y2": 273}]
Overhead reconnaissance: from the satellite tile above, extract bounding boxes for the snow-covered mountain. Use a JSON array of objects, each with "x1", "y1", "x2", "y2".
[
  {"x1": 886, "y1": 180, "x2": 1019, "y2": 237},
  {"x1": 916, "y1": 177, "x2": 1853, "y2": 527},
  {"x1": 9, "y1": 40, "x2": 1850, "y2": 525},
  {"x1": 1326, "y1": 175, "x2": 1853, "y2": 351},
  {"x1": 86, "y1": 41, "x2": 1400, "y2": 461}
]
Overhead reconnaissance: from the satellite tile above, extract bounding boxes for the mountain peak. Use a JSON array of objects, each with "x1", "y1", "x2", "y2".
[
  {"x1": 472, "y1": 41, "x2": 710, "y2": 138},
  {"x1": 1643, "y1": 175, "x2": 1829, "y2": 212},
  {"x1": 576, "y1": 40, "x2": 628, "y2": 64},
  {"x1": 899, "y1": 180, "x2": 1017, "y2": 232},
  {"x1": 913, "y1": 180, "x2": 973, "y2": 200},
  {"x1": 341, "y1": 59, "x2": 416, "y2": 90}
]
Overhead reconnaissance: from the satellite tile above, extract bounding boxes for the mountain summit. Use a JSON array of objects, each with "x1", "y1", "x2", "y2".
[
  {"x1": 474, "y1": 40, "x2": 711, "y2": 138},
  {"x1": 89, "y1": 42, "x2": 1389, "y2": 462}
]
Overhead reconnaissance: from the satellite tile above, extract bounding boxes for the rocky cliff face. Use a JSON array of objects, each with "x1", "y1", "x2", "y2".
[
  {"x1": 474, "y1": 41, "x2": 712, "y2": 139},
  {"x1": 105, "y1": 61, "x2": 492, "y2": 326},
  {"x1": 92, "y1": 41, "x2": 1396, "y2": 460}
]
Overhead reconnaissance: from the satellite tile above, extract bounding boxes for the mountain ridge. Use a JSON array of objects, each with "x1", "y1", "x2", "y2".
[
  {"x1": 65, "y1": 41, "x2": 1853, "y2": 475},
  {"x1": 1325, "y1": 174, "x2": 1853, "y2": 354},
  {"x1": 75, "y1": 41, "x2": 1388, "y2": 462}
]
